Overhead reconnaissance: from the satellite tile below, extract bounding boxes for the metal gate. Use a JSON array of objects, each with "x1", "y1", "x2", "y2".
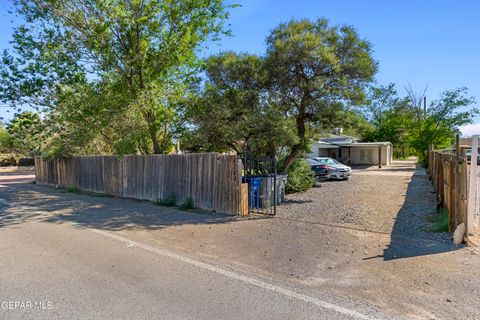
[{"x1": 240, "y1": 144, "x2": 285, "y2": 215}]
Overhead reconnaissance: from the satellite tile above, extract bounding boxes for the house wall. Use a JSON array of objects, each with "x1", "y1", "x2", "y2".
[
  {"x1": 349, "y1": 145, "x2": 392, "y2": 165},
  {"x1": 309, "y1": 143, "x2": 393, "y2": 165},
  {"x1": 307, "y1": 143, "x2": 336, "y2": 158},
  {"x1": 350, "y1": 146, "x2": 376, "y2": 165}
]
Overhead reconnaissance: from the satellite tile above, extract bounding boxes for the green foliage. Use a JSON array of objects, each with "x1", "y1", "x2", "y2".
[
  {"x1": 266, "y1": 19, "x2": 377, "y2": 171},
  {"x1": 185, "y1": 52, "x2": 296, "y2": 157},
  {"x1": 427, "y1": 208, "x2": 449, "y2": 233},
  {"x1": 187, "y1": 19, "x2": 377, "y2": 171},
  {"x1": 285, "y1": 159, "x2": 316, "y2": 194},
  {"x1": 410, "y1": 88, "x2": 477, "y2": 161},
  {"x1": 0, "y1": 153, "x2": 18, "y2": 167},
  {"x1": 93, "y1": 193, "x2": 113, "y2": 198},
  {"x1": 0, "y1": 126, "x2": 12, "y2": 152},
  {"x1": 6, "y1": 111, "x2": 45, "y2": 157},
  {"x1": 2, "y1": 0, "x2": 234, "y2": 156},
  {"x1": 66, "y1": 186, "x2": 80, "y2": 193},
  {"x1": 155, "y1": 192, "x2": 177, "y2": 207},
  {"x1": 327, "y1": 109, "x2": 373, "y2": 138},
  {"x1": 178, "y1": 197, "x2": 195, "y2": 211},
  {"x1": 361, "y1": 85, "x2": 477, "y2": 160}
]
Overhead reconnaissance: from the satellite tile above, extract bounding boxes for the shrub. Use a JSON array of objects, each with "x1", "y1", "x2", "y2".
[
  {"x1": 178, "y1": 197, "x2": 194, "y2": 211},
  {"x1": 285, "y1": 159, "x2": 316, "y2": 194},
  {"x1": 155, "y1": 192, "x2": 177, "y2": 207},
  {"x1": 66, "y1": 186, "x2": 80, "y2": 193},
  {"x1": 0, "y1": 154, "x2": 17, "y2": 167},
  {"x1": 428, "y1": 207, "x2": 449, "y2": 233}
]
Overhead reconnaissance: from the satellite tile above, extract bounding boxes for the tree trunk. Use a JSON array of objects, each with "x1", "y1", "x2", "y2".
[
  {"x1": 148, "y1": 125, "x2": 161, "y2": 154},
  {"x1": 280, "y1": 144, "x2": 303, "y2": 173},
  {"x1": 280, "y1": 116, "x2": 306, "y2": 173},
  {"x1": 266, "y1": 140, "x2": 276, "y2": 160},
  {"x1": 142, "y1": 110, "x2": 161, "y2": 154}
]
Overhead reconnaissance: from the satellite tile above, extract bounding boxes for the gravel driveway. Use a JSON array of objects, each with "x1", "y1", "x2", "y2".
[{"x1": 277, "y1": 159, "x2": 451, "y2": 243}]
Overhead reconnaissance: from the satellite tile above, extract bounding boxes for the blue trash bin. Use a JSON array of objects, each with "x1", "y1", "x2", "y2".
[{"x1": 246, "y1": 177, "x2": 262, "y2": 209}]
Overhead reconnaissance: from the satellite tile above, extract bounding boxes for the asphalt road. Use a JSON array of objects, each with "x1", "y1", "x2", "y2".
[{"x1": 0, "y1": 176, "x2": 389, "y2": 320}]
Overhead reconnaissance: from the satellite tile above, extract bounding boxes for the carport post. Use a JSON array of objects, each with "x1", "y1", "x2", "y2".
[{"x1": 378, "y1": 145, "x2": 382, "y2": 169}]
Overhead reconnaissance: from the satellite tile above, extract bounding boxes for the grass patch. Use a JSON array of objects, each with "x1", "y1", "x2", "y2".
[
  {"x1": 427, "y1": 207, "x2": 449, "y2": 232},
  {"x1": 94, "y1": 193, "x2": 113, "y2": 198},
  {"x1": 178, "y1": 197, "x2": 194, "y2": 211},
  {"x1": 154, "y1": 192, "x2": 177, "y2": 207},
  {"x1": 66, "y1": 186, "x2": 80, "y2": 193}
]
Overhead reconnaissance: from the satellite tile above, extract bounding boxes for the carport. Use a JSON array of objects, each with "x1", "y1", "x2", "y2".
[
  {"x1": 341, "y1": 142, "x2": 393, "y2": 166},
  {"x1": 308, "y1": 140, "x2": 393, "y2": 166}
]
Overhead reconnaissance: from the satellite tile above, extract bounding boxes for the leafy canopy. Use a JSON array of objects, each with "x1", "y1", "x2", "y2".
[
  {"x1": 1, "y1": 0, "x2": 234, "y2": 156},
  {"x1": 6, "y1": 111, "x2": 45, "y2": 156},
  {"x1": 187, "y1": 18, "x2": 377, "y2": 171}
]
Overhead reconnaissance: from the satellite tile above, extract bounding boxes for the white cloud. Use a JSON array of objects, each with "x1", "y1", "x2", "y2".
[{"x1": 460, "y1": 123, "x2": 480, "y2": 137}]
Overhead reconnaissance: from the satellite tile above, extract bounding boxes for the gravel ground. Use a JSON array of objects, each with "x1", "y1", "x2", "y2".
[{"x1": 277, "y1": 160, "x2": 452, "y2": 244}]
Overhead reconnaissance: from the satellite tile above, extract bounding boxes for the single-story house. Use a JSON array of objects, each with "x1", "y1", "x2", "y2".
[{"x1": 307, "y1": 134, "x2": 393, "y2": 166}]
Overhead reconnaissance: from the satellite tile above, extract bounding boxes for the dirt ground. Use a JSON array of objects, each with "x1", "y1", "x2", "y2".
[{"x1": 1, "y1": 160, "x2": 480, "y2": 319}]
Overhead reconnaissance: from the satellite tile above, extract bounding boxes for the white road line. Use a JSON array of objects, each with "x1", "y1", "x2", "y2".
[{"x1": 91, "y1": 228, "x2": 379, "y2": 320}]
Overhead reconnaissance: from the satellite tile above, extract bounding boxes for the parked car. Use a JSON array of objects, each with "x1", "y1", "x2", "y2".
[
  {"x1": 306, "y1": 158, "x2": 330, "y2": 181},
  {"x1": 310, "y1": 157, "x2": 352, "y2": 180}
]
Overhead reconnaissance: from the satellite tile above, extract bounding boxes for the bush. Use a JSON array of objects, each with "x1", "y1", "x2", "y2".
[
  {"x1": 428, "y1": 207, "x2": 449, "y2": 233},
  {"x1": 178, "y1": 197, "x2": 194, "y2": 211},
  {"x1": 155, "y1": 192, "x2": 177, "y2": 206},
  {"x1": 285, "y1": 159, "x2": 316, "y2": 194},
  {"x1": 0, "y1": 154, "x2": 17, "y2": 167},
  {"x1": 66, "y1": 186, "x2": 80, "y2": 193}
]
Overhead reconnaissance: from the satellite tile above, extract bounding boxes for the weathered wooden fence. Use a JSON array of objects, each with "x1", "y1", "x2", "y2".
[
  {"x1": 428, "y1": 149, "x2": 467, "y2": 233},
  {"x1": 35, "y1": 154, "x2": 242, "y2": 215},
  {"x1": 426, "y1": 135, "x2": 480, "y2": 243}
]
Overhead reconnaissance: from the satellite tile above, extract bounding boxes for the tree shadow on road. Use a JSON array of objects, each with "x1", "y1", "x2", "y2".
[{"x1": 0, "y1": 183, "x2": 268, "y2": 231}]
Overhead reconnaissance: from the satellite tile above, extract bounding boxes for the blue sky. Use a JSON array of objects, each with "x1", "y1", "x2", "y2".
[{"x1": 1, "y1": 0, "x2": 480, "y2": 133}]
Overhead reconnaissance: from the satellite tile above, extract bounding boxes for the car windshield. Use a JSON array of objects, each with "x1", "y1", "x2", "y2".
[{"x1": 318, "y1": 158, "x2": 339, "y2": 165}]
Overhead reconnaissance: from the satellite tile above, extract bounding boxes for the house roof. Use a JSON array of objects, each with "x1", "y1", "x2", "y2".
[
  {"x1": 312, "y1": 140, "x2": 392, "y2": 148},
  {"x1": 320, "y1": 134, "x2": 358, "y2": 144},
  {"x1": 312, "y1": 141, "x2": 340, "y2": 148},
  {"x1": 340, "y1": 142, "x2": 392, "y2": 147}
]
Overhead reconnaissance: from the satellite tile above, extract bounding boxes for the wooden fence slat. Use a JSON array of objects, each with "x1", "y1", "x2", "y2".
[{"x1": 34, "y1": 154, "x2": 241, "y2": 215}]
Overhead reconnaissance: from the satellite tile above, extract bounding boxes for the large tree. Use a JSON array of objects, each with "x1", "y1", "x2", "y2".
[
  {"x1": 6, "y1": 111, "x2": 45, "y2": 156},
  {"x1": 185, "y1": 52, "x2": 296, "y2": 158},
  {"x1": 362, "y1": 86, "x2": 478, "y2": 159},
  {"x1": 265, "y1": 19, "x2": 377, "y2": 171},
  {"x1": 410, "y1": 88, "x2": 477, "y2": 158},
  {"x1": 1, "y1": 0, "x2": 233, "y2": 155},
  {"x1": 361, "y1": 83, "x2": 416, "y2": 157},
  {"x1": 188, "y1": 19, "x2": 377, "y2": 171}
]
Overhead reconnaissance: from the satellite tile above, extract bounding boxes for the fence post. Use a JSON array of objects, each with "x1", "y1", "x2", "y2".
[
  {"x1": 461, "y1": 148, "x2": 469, "y2": 244},
  {"x1": 449, "y1": 156, "x2": 455, "y2": 232},
  {"x1": 455, "y1": 134, "x2": 460, "y2": 227},
  {"x1": 468, "y1": 135, "x2": 478, "y2": 234}
]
